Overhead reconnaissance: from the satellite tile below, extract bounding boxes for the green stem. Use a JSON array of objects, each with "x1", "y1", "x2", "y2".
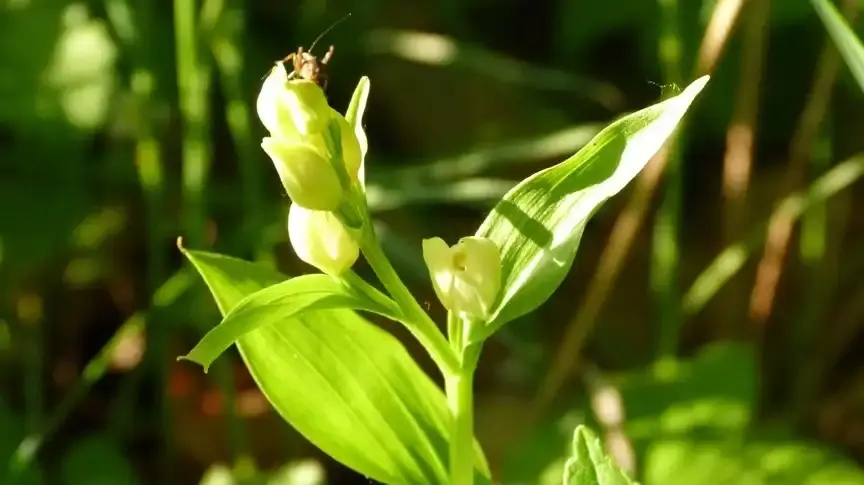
[
  {"x1": 446, "y1": 339, "x2": 480, "y2": 485},
  {"x1": 356, "y1": 227, "x2": 459, "y2": 376},
  {"x1": 447, "y1": 312, "x2": 462, "y2": 348},
  {"x1": 446, "y1": 372, "x2": 474, "y2": 485}
]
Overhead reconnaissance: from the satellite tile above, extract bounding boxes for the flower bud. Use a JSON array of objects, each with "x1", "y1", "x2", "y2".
[
  {"x1": 422, "y1": 236, "x2": 502, "y2": 319},
  {"x1": 288, "y1": 203, "x2": 359, "y2": 277},
  {"x1": 257, "y1": 64, "x2": 330, "y2": 138},
  {"x1": 256, "y1": 64, "x2": 364, "y2": 211},
  {"x1": 262, "y1": 137, "x2": 342, "y2": 211}
]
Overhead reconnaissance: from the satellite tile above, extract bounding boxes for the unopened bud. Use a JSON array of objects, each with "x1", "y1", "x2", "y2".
[
  {"x1": 257, "y1": 64, "x2": 364, "y2": 211},
  {"x1": 257, "y1": 64, "x2": 330, "y2": 138},
  {"x1": 261, "y1": 138, "x2": 342, "y2": 211},
  {"x1": 288, "y1": 203, "x2": 359, "y2": 277}
]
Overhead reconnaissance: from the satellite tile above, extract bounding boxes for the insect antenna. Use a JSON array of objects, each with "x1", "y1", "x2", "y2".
[{"x1": 308, "y1": 12, "x2": 352, "y2": 53}]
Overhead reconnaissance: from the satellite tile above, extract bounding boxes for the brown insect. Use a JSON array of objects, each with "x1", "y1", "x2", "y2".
[
  {"x1": 275, "y1": 13, "x2": 351, "y2": 91},
  {"x1": 281, "y1": 45, "x2": 335, "y2": 90}
]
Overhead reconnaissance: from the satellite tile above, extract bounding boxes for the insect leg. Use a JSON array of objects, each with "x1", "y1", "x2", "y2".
[{"x1": 321, "y1": 45, "x2": 334, "y2": 65}]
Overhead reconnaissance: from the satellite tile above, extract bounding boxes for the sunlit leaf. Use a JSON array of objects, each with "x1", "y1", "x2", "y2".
[
  {"x1": 179, "y1": 272, "x2": 404, "y2": 371},
  {"x1": 623, "y1": 342, "x2": 757, "y2": 443},
  {"x1": 472, "y1": 76, "x2": 710, "y2": 340},
  {"x1": 563, "y1": 425, "x2": 636, "y2": 485},
  {"x1": 644, "y1": 426, "x2": 864, "y2": 485},
  {"x1": 181, "y1": 249, "x2": 491, "y2": 485}
]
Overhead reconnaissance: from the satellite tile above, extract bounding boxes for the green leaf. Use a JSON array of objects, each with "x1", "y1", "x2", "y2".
[
  {"x1": 472, "y1": 76, "x2": 709, "y2": 340},
  {"x1": 811, "y1": 0, "x2": 864, "y2": 93},
  {"x1": 622, "y1": 342, "x2": 757, "y2": 443},
  {"x1": 181, "y1": 249, "x2": 491, "y2": 485},
  {"x1": 345, "y1": 76, "x2": 371, "y2": 188},
  {"x1": 179, "y1": 272, "x2": 404, "y2": 371},
  {"x1": 644, "y1": 426, "x2": 864, "y2": 485},
  {"x1": 563, "y1": 426, "x2": 636, "y2": 485}
]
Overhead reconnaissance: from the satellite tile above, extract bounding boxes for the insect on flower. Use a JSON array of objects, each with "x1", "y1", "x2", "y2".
[{"x1": 275, "y1": 13, "x2": 352, "y2": 91}]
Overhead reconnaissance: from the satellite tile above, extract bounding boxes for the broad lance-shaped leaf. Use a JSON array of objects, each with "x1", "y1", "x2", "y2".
[
  {"x1": 563, "y1": 426, "x2": 636, "y2": 485},
  {"x1": 180, "y1": 248, "x2": 492, "y2": 485},
  {"x1": 179, "y1": 272, "x2": 404, "y2": 371},
  {"x1": 473, "y1": 76, "x2": 709, "y2": 340}
]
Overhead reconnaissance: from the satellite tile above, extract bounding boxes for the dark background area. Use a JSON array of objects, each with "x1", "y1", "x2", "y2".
[{"x1": 3, "y1": 0, "x2": 864, "y2": 483}]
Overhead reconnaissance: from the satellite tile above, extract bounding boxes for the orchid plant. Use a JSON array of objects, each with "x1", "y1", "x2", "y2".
[{"x1": 177, "y1": 58, "x2": 709, "y2": 485}]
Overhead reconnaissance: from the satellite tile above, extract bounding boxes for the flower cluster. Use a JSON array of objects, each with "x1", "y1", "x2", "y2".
[
  {"x1": 256, "y1": 64, "x2": 502, "y2": 319},
  {"x1": 257, "y1": 62, "x2": 361, "y2": 276}
]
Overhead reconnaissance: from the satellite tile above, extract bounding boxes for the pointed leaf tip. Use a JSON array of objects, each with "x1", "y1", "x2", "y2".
[
  {"x1": 177, "y1": 355, "x2": 210, "y2": 373},
  {"x1": 470, "y1": 75, "x2": 710, "y2": 340}
]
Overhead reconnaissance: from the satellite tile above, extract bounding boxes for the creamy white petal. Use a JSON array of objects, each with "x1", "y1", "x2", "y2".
[{"x1": 261, "y1": 137, "x2": 342, "y2": 211}]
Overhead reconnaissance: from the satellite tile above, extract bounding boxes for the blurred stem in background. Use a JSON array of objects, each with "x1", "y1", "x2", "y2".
[
  {"x1": 106, "y1": 0, "x2": 174, "y2": 476},
  {"x1": 722, "y1": 0, "x2": 769, "y2": 246},
  {"x1": 747, "y1": 0, "x2": 859, "y2": 339},
  {"x1": 651, "y1": 0, "x2": 683, "y2": 363},
  {"x1": 682, "y1": 155, "x2": 864, "y2": 324},
  {"x1": 204, "y1": 0, "x2": 270, "y2": 263},
  {"x1": 175, "y1": 0, "x2": 211, "y2": 249},
  {"x1": 793, "y1": 116, "x2": 840, "y2": 421},
  {"x1": 9, "y1": 271, "x2": 193, "y2": 472},
  {"x1": 19, "y1": 294, "x2": 44, "y2": 439},
  {"x1": 718, "y1": 0, "x2": 769, "y2": 341},
  {"x1": 201, "y1": 0, "x2": 257, "y2": 464},
  {"x1": 173, "y1": 0, "x2": 210, "y2": 479},
  {"x1": 529, "y1": 0, "x2": 744, "y2": 424},
  {"x1": 177, "y1": 0, "x2": 252, "y2": 470},
  {"x1": 790, "y1": 0, "x2": 862, "y2": 421}
]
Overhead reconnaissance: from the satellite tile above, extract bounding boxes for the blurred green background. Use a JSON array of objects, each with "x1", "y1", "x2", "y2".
[{"x1": 3, "y1": 0, "x2": 864, "y2": 483}]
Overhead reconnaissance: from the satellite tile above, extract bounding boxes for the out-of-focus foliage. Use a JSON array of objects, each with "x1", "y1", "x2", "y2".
[
  {"x1": 563, "y1": 426, "x2": 636, "y2": 485},
  {"x1": 3, "y1": 0, "x2": 864, "y2": 483}
]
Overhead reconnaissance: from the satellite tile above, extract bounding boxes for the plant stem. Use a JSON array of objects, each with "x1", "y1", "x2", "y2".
[
  {"x1": 357, "y1": 228, "x2": 459, "y2": 376},
  {"x1": 446, "y1": 372, "x2": 474, "y2": 485},
  {"x1": 446, "y1": 338, "x2": 480, "y2": 485}
]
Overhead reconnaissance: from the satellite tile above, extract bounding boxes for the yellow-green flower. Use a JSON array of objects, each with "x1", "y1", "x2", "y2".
[
  {"x1": 288, "y1": 203, "x2": 359, "y2": 277},
  {"x1": 422, "y1": 236, "x2": 502, "y2": 319}
]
